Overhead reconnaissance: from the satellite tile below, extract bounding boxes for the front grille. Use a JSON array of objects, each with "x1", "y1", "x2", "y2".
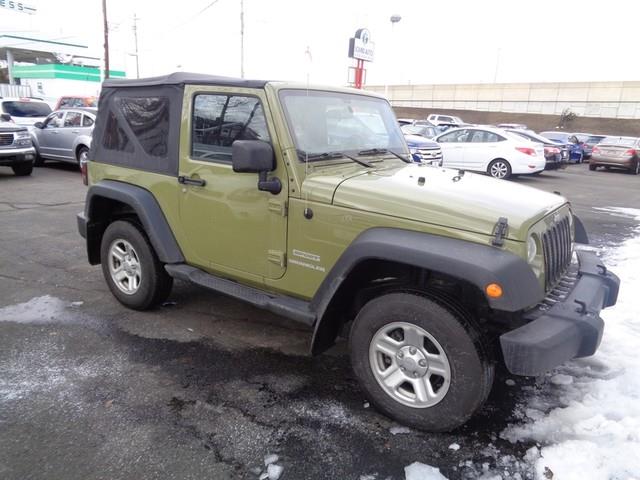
[
  {"x1": 418, "y1": 148, "x2": 442, "y2": 159},
  {"x1": 0, "y1": 133, "x2": 13, "y2": 147},
  {"x1": 542, "y1": 215, "x2": 573, "y2": 290}
]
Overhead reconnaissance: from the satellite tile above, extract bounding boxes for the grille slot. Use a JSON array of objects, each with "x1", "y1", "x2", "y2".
[
  {"x1": 0, "y1": 133, "x2": 14, "y2": 147},
  {"x1": 542, "y1": 216, "x2": 572, "y2": 290}
]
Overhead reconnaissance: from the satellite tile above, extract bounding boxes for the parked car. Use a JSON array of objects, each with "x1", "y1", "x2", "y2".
[
  {"x1": 0, "y1": 97, "x2": 52, "y2": 127},
  {"x1": 77, "y1": 72, "x2": 619, "y2": 432},
  {"x1": 506, "y1": 129, "x2": 568, "y2": 170},
  {"x1": 589, "y1": 136, "x2": 640, "y2": 174},
  {"x1": 435, "y1": 127, "x2": 545, "y2": 179},
  {"x1": 573, "y1": 133, "x2": 606, "y2": 159},
  {"x1": 401, "y1": 124, "x2": 438, "y2": 139},
  {"x1": 539, "y1": 131, "x2": 584, "y2": 163},
  {"x1": 427, "y1": 114, "x2": 464, "y2": 127},
  {"x1": 0, "y1": 119, "x2": 36, "y2": 176},
  {"x1": 55, "y1": 95, "x2": 98, "y2": 110},
  {"x1": 496, "y1": 123, "x2": 527, "y2": 130},
  {"x1": 30, "y1": 107, "x2": 96, "y2": 166},
  {"x1": 403, "y1": 133, "x2": 443, "y2": 165}
]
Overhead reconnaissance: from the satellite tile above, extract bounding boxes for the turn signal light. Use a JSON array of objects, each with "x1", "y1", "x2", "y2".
[{"x1": 485, "y1": 283, "x2": 503, "y2": 298}]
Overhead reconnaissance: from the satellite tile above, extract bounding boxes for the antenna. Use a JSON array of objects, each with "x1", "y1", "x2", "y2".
[{"x1": 132, "y1": 13, "x2": 140, "y2": 78}]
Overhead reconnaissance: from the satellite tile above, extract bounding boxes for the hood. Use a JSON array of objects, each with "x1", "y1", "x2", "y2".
[
  {"x1": 404, "y1": 134, "x2": 439, "y2": 148},
  {"x1": 304, "y1": 163, "x2": 567, "y2": 240},
  {"x1": 0, "y1": 123, "x2": 27, "y2": 133},
  {"x1": 12, "y1": 116, "x2": 47, "y2": 127}
]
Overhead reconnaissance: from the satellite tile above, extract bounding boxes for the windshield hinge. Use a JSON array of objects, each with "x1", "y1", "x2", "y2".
[
  {"x1": 491, "y1": 217, "x2": 509, "y2": 247},
  {"x1": 268, "y1": 199, "x2": 288, "y2": 217}
]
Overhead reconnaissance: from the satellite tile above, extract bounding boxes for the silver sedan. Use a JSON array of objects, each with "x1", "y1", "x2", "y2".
[{"x1": 31, "y1": 107, "x2": 96, "y2": 166}]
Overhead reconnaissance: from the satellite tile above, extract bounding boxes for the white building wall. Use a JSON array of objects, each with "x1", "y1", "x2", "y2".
[
  {"x1": 20, "y1": 78, "x2": 101, "y2": 108},
  {"x1": 366, "y1": 81, "x2": 640, "y2": 119}
]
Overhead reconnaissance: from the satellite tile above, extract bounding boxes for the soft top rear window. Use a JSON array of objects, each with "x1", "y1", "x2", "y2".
[{"x1": 2, "y1": 101, "x2": 52, "y2": 117}]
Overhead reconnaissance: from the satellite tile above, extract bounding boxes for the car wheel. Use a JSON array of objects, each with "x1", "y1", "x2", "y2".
[
  {"x1": 100, "y1": 220, "x2": 173, "y2": 310},
  {"x1": 34, "y1": 153, "x2": 45, "y2": 167},
  {"x1": 11, "y1": 162, "x2": 33, "y2": 176},
  {"x1": 349, "y1": 292, "x2": 494, "y2": 432},
  {"x1": 488, "y1": 159, "x2": 512, "y2": 179},
  {"x1": 76, "y1": 146, "x2": 90, "y2": 166},
  {"x1": 632, "y1": 161, "x2": 640, "y2": 175},
  {"x1": 589, "y1": 164, "x2": 597, "y2": 171}
]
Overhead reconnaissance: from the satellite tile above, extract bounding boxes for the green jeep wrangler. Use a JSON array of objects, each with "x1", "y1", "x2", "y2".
[{"x1": 78, "y1": 73, "x2": 620, "y2": 431}]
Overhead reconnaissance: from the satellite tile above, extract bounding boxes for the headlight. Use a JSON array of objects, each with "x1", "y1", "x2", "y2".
[
  {"x1": 16, "y1": 131, "x2": 30, "y2": 139},
  {"x1": 527, "y1": 235, "x2": 537, "y2": 263},
  {"x1": 409, "y1": 148, "x2": 418, "y2": 155}
]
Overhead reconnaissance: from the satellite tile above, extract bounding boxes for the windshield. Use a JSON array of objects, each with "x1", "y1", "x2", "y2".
[
  {"x1": 587, "y1": 135, "x2": 605, "y2": 144},
  {"x1": 509, "y1": 130, "x2": 553, "y2": 144},
  {"x1": 402, "y1": 125, "x2": 437, "y2": 138},
  {"x1": 279, "y1": 89, "x2": 406, "y2": 159},
  {"x1": 2, "y1": 101, "x2": 52, "y2": 117},
  {"x1": 541, "y1": 132, "x2": 569, "y2": 142},
  {"x1": 601, "y1": 136, "x2": 638, "y2": 147}
]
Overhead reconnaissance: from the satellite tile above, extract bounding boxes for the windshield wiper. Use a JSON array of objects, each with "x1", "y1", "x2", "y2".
[
  {"x1": 297, "y1": 150, "x2": 373, "y2": 168},
  {"x1": 358, "y1": 148, "x2": 411, "y2": 163}
]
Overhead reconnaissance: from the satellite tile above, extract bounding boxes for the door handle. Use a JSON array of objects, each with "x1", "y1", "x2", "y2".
[
  {"x1": 71, "y1": 130, "x2": 79, "y2": 134},
  {"x1": 178, "y1": 175, "x2": 206, "y2": 187},
  {"x1": 51, "y1": 131, "x2": 59, "y2": 134}
]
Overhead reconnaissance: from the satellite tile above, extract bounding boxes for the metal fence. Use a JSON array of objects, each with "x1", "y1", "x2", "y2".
[{"x1": 0, "y1": 83, "x2": 32, "y2": 98}]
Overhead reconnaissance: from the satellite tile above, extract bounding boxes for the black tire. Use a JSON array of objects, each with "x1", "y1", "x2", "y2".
[
  {"x1": 11, "y1": 162, "x2": 33, "y2": 176},
  {"x1": 487, "y1": 159, "x2": 512, "y2": 179},
  {"x1": 76, "y1": 146, "x2": 89, "y2": 166},
  {"x1": 589, "y1": 164, "x2": 597, "y2": 171},
  {"x1": 631, "y1": 161, "x2": 640, "y2": 175},
  {"x1": 34, "y1": 153, "x2": 45, "y2": 167},
  {"x1": 100, "y1": 220, "x2": 173, "y2": 310},
  {"x1": 349, "y1": 292, "x2": 494, "y2": 432}
]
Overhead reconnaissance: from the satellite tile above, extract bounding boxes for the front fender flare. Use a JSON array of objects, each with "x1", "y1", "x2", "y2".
[{"x1": 309, "y1": 228, "x2": 542, "y2": 354}]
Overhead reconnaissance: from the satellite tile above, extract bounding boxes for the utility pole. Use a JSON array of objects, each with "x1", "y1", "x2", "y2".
[
  {"x1": 102, "y1": 0, "x2": 110, "y2": 79},
  {"x1": 132, "y1": 13, "x2": 140, "y2": 78},
  {"x1": 240, "y1": 0, "x2": 245, "y2": 78}
]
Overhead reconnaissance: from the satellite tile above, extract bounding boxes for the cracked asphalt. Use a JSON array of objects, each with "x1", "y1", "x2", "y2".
[{"x1": 1, "y1": 162, "x2": 638, "y2": 480}]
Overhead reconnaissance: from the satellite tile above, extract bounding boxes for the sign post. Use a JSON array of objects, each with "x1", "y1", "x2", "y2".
[{"x1": 348, "y1": 28, "x2": 374, "y2": 89}]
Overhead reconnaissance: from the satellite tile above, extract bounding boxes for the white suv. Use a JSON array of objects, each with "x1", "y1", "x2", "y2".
[
  {"x1": 0, "y1": 98, "x2": 52, "y2": 127},
  {"x1": 427, "y1": 114, "x2": 464, "y2": 127}
]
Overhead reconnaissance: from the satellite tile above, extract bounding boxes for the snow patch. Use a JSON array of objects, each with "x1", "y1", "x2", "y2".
[
  {"x1": 404, "y1": 462, "x2": 448, "y2": 480},
  {"x1": 390, "y1": 426, "x2": 411, "y2": 435},
  {"x1": 0, "y1": 295, "x2": 74, "y2": 324},
  {"x1": 448, "y1": 443, "x2": 460, "y2": 451},
  {"x1": 501, "y1": 222, "x2": 640, "y2": 479},
  {"x1": 263, "y1": 454, "x2": 279, "y2": 466},
  {"x1": 266, "y1": 463, "x2": 283, "y2": 480}
]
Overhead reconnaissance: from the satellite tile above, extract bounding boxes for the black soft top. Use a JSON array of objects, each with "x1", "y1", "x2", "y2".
[{"x1": 102, "y1": 72, "x2": 268, "y2": 89}]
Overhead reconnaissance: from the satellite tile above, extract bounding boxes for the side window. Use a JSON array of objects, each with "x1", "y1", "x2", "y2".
[
  {"x1": 82, "y1": 115, "x2": 94, "y2": 127},
  {"x1": 438, "y1": 129, "x2": 468, "y2": 143},
  {"x1": 59, "y1": 98, "x2": 72, "y2": 108},
  {"x1": 191, "y1": 94, "x2": 271, "y2": 162},
  {"x1": 103, "y1": 111, "x2": 134, "y2": 152},
  {"x1": 64, "y1": 112, "x2": 82, "y2": 127},
  {"x1": 469, "y1": 130, "x2": 500, "y2": 143},
  {"x1": 439, "y1": 116, "x2": 453, "y2": 123},
  {"x1": 45, "y1": 112, "x2": 64, "y2": 128}
]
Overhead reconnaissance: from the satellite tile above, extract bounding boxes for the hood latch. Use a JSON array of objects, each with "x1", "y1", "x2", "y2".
[{"x1": 491, "y1": 217, "x2": 509, "y2": 247}]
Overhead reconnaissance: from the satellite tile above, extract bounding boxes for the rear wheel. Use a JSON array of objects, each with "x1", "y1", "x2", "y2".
[
  {"x1": 589, "y1": 164, "x2": 597, "y2": 171},
  {"x1": 11, "y1": 162, "x2": 33, "y2": 176},
  {"x1": 100, "y1": 220, "x2": 173, "y2": 310},
  {"x1": 631, "y1": 161, "x2": 640, "y2": 175},
  {"x1": 349, "y1": 292, "x2": 494, "y2": 432},
  {"x1": 488, "y1": 159, "x2": 511, "y2": 179}
]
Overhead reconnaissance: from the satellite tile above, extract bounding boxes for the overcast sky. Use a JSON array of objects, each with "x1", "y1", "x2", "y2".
[{"x1": 3, "y1": 0, "x2": 640, "y2": 86}]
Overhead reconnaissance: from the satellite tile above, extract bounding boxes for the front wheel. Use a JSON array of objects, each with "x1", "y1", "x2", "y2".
[
  {"x1": 12, "y1": 162, "x2": 33, "y2": 176},
  {"x1": 349, "y1": 292, "x2": 494, "y2": 432},
  {"x1": 100, "y1": 220, "x2": 173, "y2": 310},
  {"x1": 76, "y1": 146, "x2": 90, "y2": 166},
  {"x1": 589, "y1": 164, "x2": 597, "y2": 171},
  {"x1": 488, "y1": 159, "x2": 512, "y2": 179}
]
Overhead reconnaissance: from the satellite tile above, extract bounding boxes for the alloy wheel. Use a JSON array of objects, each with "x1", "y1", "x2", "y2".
[{"x1": 108, "y1": 239, "x2": 142, "y2": 295}]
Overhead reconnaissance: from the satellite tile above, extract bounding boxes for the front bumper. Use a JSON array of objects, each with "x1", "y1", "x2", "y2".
[
  {"x1": 500, "y1": 249, "x2": 619, "y2": 376},
  {"x1": 0, "y1": 147, "x2": 36, "y2": 165}
]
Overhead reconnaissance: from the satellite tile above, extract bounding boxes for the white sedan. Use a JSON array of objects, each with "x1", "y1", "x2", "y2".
[{"x1": 434, "y1": 127, "x2": 546, "y2": 179}]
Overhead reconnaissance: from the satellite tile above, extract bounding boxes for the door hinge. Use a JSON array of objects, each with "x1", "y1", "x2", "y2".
[
  {"x1": 267, "y1": 250, "x2": 286, "y2": 268},
  {"x1": 268, "y1": 199, "x2": 288, "y2": 217}
]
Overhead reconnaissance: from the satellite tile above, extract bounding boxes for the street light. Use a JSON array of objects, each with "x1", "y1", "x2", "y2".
[{"x1": 385, "y1": 14, "x2": 402, "y2": 97}]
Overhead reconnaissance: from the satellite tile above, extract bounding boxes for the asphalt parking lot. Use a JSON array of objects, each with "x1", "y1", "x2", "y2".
[{"x1": 1, "y1": 162, "x2": 638, "y2": 480}]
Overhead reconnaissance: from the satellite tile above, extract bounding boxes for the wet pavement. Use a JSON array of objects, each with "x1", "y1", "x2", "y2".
[{"x1": 1, "y1": 162, "x2": 638, "y2": 480}]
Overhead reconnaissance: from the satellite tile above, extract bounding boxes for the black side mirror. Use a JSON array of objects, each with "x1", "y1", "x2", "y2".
[
  {"x1": 0, "y1": 113, "x2": 11, "y2": 122},
  {"x1": 33, "y1": 122, "x2": 44, "y2": 129},
  {"x1": 232, "y1": 140, "x2": 281, "y2": 194}
]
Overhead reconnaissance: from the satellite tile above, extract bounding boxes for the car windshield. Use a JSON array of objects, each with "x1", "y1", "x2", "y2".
[
  {"x1": 509, "y1": 130, "x2": 552, "y2": 144},
  {"x1": 587, "y1": 135, "x2": 605, "y2": 143},
  {"x1": 2, "y1": 101, "x2": 52, "y2": 117},
  {"x1": 402, "y1": 125, "x2": 437, "y2": 138},
  {"x1": 541, "y1": 132, "x2": 569, "y2": 142},
  {"x1": 601, "y1": 136, "x2": 637, "y2": 147},
  {"x1": 279, "y1": 89, "x2": 406, "y2": 159}
]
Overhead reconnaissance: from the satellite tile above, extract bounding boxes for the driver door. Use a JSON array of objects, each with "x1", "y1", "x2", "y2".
[
  {"x1": 38, "y1": 112, "x2": 65, "y2": 158},
  {"x1": 177, "y1": 86, "x2": 288, "y2": 281},
  {"x1": 437, "y1": 129, "x2": 469, "y2": 168}
]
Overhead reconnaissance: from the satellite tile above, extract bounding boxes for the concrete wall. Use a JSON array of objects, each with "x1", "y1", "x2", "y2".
[{"x1": 366, "y1": 81, "x2": 640, "y2": 120}]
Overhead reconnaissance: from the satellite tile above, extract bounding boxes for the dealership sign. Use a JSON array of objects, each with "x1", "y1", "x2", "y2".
[
  {"x1": 348, "y1": 28, "x2": 374, "y2": 62},
  {"x1": 0, "y1": 0, "x2": 36, "y2": 14}
]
